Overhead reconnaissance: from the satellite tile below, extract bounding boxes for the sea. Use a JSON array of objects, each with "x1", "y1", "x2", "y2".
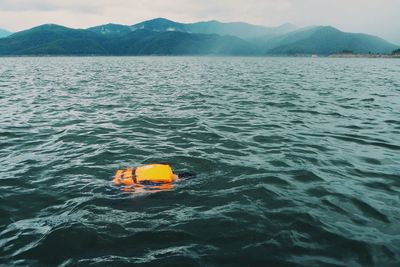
[{"x1": 0, "y1": 57, "x2": 399, "y2": 266}]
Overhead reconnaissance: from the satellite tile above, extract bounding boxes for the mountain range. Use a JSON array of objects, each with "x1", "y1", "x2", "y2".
[{"x1": 0, "y1": 18, "x2": 398, "y2": 56}]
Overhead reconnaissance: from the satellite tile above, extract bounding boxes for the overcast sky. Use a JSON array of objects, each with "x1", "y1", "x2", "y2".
[{"x1": 0, "y1": 0, "x2": 399, "y2": 44}]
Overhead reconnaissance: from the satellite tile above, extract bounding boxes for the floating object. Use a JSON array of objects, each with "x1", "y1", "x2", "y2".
[
  {"x1": 136, "y1": 164, "x2": 176, "y2": 183},
  {"x1": 113, "y1": 164, "x2": 178, "y2": 186}
]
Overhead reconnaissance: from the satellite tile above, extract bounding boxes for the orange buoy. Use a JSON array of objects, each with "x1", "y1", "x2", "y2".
[{"x1": 113, "y1": 164, "x2": 178, "y2": 186}]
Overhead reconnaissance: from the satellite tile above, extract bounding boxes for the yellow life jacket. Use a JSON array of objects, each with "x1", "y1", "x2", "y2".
[{"x1": 113, "y1": 164, "x2": 177, "y2": 185}]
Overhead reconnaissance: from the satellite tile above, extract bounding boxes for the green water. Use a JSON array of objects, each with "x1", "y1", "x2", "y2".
[{"x1": 0, "y1": 57, "x2": 400, "y2": 266}]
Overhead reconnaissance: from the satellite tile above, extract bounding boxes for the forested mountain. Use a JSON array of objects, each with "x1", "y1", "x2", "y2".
[{"x1": 0, "y1": 19, "x2": 398, "y2": 56}]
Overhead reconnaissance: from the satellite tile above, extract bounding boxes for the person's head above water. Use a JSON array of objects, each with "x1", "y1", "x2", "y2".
[{"x1": 113, "y1": 164, "x2": 179, "y2": 186}]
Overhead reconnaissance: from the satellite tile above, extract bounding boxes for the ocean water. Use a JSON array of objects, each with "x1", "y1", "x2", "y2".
[{"x1": 0, "y1": 57, "x2": 399, "y2": 267}]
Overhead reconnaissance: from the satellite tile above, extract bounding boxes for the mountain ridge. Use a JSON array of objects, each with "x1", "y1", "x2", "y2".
[
  {"x1": 88, "y1": 17, "x2": 296, "y2": 39},
  {"x1": 0, "y1": 19, "x2": 398, "y2": 56}
]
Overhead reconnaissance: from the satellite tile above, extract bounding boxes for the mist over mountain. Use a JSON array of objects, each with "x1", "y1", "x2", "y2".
[
  {"x1": 0, "y1": 18, "x2": 398, "y2": 56},
  {"x1": 0, "y1": 28, "x2": 11, "y2": 38}
]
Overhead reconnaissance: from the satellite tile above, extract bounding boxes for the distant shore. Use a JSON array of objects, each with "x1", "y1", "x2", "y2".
[{"x1": 329, "y1": 53, "x2": 400, "y2": 59}]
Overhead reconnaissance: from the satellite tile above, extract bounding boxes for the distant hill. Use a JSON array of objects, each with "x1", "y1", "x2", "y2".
[
  {"x1": 0, "y1": 24, "x2": 108, "y2": 55},
  {"x1": 0, "y1": 19, "x2": 398, "y2": 56},
  {"x1": 131, "y1": 18, "x2": 188, "y2": 33},
  {"x1": 264, "y1": 26, "x2": 398, "y2": 55},
  {"x1": 0, "y1": 28, "x2": 11, "y2": 38}
]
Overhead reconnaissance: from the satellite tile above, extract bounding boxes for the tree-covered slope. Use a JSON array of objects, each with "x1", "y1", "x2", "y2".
[
  {"x1": 0, "y1": 21, "x2": 398, "y2": 56},
  {"x1": 0, "y1": 24, "x2": 108, "y2": 55},
  {"x1": 103, "y1": 30, "x2": 258, "y2": 55},
  {"x1": 265, "y1": 26, "x2": 398, "y2": 55},
  {"x1": 0, "y1": 24, "x2": 258, "y2": 55},
  {"x1": 87, "y1": 23, "x2": 133, "y2": 36},
  {"x1": 131, "y1": 18, "x2": 188, "y2": 32}
]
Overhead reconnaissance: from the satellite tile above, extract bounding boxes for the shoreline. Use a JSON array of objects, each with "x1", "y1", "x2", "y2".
[
  {"x1": 0, "y1": 54, "x2": 399, "y2": 58},
  {"x1": 329, "y1": 53, "x2": 400, "y2": 59}
]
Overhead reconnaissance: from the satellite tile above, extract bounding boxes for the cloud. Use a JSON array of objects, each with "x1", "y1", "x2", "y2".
[
  {"x1": 0, "y1": 0, "x2": 102, "y2": 13},
  {"x1": 0, "y1": 0, "x2": 399, "y2": 44}
]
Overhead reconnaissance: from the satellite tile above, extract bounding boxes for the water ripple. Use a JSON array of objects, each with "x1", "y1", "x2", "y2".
[{"x1": 1, "y1": 57, "x2": 400, "y2": 266}]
